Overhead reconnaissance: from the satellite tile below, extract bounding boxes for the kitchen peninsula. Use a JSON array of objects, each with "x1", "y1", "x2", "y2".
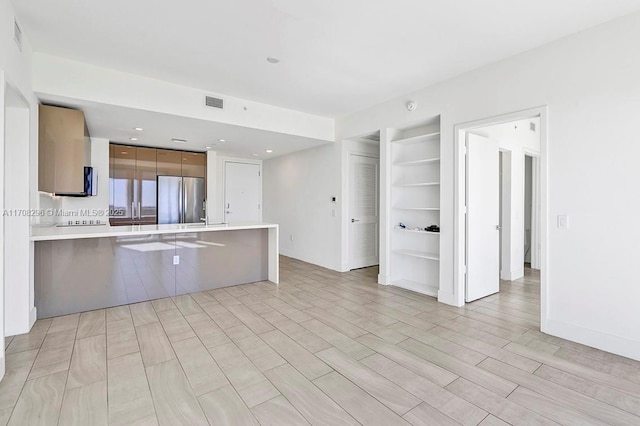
[{"x1": 31, "y1": 222, "x2": 278, "y2": 318}]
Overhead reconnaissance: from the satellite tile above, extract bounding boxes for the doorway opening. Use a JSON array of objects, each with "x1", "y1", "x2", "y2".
[
  {"x1": 343, "y1": 131, "x2": 380, "y2": 271},
  {"x1": 455, "y1": 107, "x2": 547, "y2": 329}
]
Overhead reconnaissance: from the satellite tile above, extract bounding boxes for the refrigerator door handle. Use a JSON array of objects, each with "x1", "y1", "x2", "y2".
[{"x1": 178, "y1": 181, "x2": 183, "y2": 223}]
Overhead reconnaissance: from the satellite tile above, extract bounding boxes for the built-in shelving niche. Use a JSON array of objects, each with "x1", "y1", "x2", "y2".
[{"x1": 388, "y1": 117, "x2": 441, "y2": 297}]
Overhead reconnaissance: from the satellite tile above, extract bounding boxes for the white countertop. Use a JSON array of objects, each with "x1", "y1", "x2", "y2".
[{"x1": 31, "y1": 222, "x2": 278, "y2": 241}]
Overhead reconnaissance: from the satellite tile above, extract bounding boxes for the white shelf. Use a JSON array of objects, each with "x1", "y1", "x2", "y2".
[
  {"x1": 393, "y1": 207, "x2": 440, "y2": 211},
  {"x1": 393, "y1": 249, "x2": 439, "y2": 260},
  {"x1": 393, "y1": 228, "x2": 440, "y2": 235},
  {"x1": 391, "y1": 132, "x2": 440, "y2": 145},
  {"x1": 393, "y1": 182, "x2": 440, "y2": 187},
  {"x1": 392, "y1": 279, "x2": 438, "y2": 298},
  {"x1": 393, "y1": 157, "x2": 440, "y2": 167}
]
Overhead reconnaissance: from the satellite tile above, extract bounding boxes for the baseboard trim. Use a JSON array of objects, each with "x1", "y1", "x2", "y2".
[
  {"x1": 278, "y1": 249, "x2": 340, "y2": 272},
  {"x1": 378, "y1": 274, "x2": 392, "y2": 285},
  {"x1": 501, "y1": 268, "x2": 524, "y2": 281},
  {"x1": 545, "y1": 318, "x2": 640, "y2": 361},
  {"x1": 0, "y1": 355, "x2": 5, "y2": 381},
  {"x1": 29, "y1": 306, "x2": 37, "y2": 329}
]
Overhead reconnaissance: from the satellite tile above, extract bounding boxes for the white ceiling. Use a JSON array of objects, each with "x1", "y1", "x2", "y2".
[
  {"x1": 38, "y1": 94, "x2": 330, "y2": 159},
  {"x1": 14, "y1": 0, "x2": 640, "y2": 117}
]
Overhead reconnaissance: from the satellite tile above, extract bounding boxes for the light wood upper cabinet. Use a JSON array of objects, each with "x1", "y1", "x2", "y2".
[
  {"x1": 38, "y1": 105, "x2": 90, "y2": 194},
  {"x1": 181, "y1": 152, "x2": 206, "y2": 178},
  {"x1": 156, "y1": 149, "x2": 182, "y2": 176}
]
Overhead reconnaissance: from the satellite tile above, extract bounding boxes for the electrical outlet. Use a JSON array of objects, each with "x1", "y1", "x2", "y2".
[{"x1": 173, "y1": 255, "x2": 180, "y2": 265}]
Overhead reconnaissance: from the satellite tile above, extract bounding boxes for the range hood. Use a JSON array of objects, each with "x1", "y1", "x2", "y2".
[{"x1": 38, "y1": 105, "x2": 94, "y2": 196}]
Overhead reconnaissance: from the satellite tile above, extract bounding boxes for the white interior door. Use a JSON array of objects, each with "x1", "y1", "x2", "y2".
[
  {"x1": 349, "y1": 154, "x2": 379, "y2": 270},
  {"x1": 466, "y1": 133, "x2": 500, "y2": 302},
  {"x1": 224, "y1": 162, "x2": 261, "y2": 222}
]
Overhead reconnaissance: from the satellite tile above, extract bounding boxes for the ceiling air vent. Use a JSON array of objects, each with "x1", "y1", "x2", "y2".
[
  {"x1": 529, "y1": 122, "x2": 536, "y2": 132},
  {"x1": 205, "y1": 96, "x2": 224, "y2": 109},
  {"x1": 14, "y1": 18, "x2": 22, "y2": 52}
]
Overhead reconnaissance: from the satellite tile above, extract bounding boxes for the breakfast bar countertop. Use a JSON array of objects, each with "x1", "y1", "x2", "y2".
[{"x1": 30, "y1": 221, "x2": 278, "y2": 241}]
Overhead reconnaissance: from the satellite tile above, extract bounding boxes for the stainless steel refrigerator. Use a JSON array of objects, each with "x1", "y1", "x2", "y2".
[{"x1": 157, "y1": 176, "x2": 206, "y2": 224}]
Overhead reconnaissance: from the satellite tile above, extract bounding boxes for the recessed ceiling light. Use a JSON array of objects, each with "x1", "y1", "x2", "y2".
[
  {"x1": 265, "y1": 149, "x2": 273, "y2": 153},
  {"x1": 134, "y1": 127, "x2": 143, "y2": 131},
  {"x1": 130, "y1": 137, "x2": 138, "y2": 141},
  {"x1": 218, "y1": 139, "x2": 226, "y2": 142},
  {"x1": 252, "y1": 153, "x2": 259, "y2": 157},
  {"x1": 172, "y1": 138, "x2": 187, "y2": 144},
  {"x1": 266, "y1": 57, "x2": 280, "y2": 64},
  {"x1": 205, "y1": 146, "x2": 211, "y2": 149}
]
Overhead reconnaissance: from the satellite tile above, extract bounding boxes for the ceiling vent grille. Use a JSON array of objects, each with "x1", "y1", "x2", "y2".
[
  {"x1": 205, "y1": 96, "x2": 224, "y2": 109},
  {"x1": 14, "y1": 18, "x2": 22, "y2": 52}
]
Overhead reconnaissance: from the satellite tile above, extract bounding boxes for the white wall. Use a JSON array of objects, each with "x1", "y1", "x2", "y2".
[
  {"x1": 0, "y1": 0, "x2": 39, "y2": 374},
  {"x1": 334, "y1": 11, "x2": 640, "y2": 359},
  {"x1": 32, "y1": 53, "x2": 334, "y2": 142},
  {"x1": 263, "y1": 143, "x2": 340, "y2": 270},
  {"x1": 473, "y1": 118, "x2": 540, "y2": 280}
]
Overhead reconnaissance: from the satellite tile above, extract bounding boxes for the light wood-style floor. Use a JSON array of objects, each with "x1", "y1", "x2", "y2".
[{"x1": 2, "y1": 257, "x2": 640, "y2": 426}]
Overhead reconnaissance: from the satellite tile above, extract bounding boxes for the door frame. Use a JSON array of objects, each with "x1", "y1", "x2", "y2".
[
  {"x1": 222, "y1": 158, "x2": 263, "y2": 223},
  {"x1": 341, "y1": 135, "x2": 381, "y2": 272},
  {"x1": 347, "y1": 152, "x2": 380, "y2": 271},
  {"x1": 454, "y1": 106, "x2": 549, "y2": 330}
]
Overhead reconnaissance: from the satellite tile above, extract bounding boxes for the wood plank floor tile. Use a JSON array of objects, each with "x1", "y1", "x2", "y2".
[
  {"x1": 58, "y1": 380, "x2": 108, "y2": 426},
  {"x1": 198, "y1": 385, "x2": 259, "y2": 426},
  {"x1": 402, "y1": 402, "x2": 462, "y2": 426},
  {"x1": 507, "y1": 386, "x2": 608, "y2": 426},
  {"x1": 47, "y1": 313, "x2": 80, "y2": 334},
  {"x1": 399, "y1": 338, "x2": 517, "y2": 397},
  {"x1": 300, "y1": 319, "x2": 374, "y2": 360},
  {"x1": 76, "y1": 309, "x2": 106, "y2": 339},
  {"x1": 361, "y1": 353, "x2": 487, "y2": 426},
  {"x1": 357, "y1": 334, "x2": 458, "y2": 387},
  {"x1": 446, "y1": 377, "x2": 556, "y2": 425},
  {"x1": 146, "y1": 359, "x2": 208, "y2": 425},
  {"x1": 227, "y1": 305, "x2": 275, "y2": 334},
  {"x1": 479, "y1": 357, "x2": 640, "y2": 425},
  {"x1": 251, "y1": 395, "x2": 311, "y2": 426},
  {"x1": 8, "y1": 371, "x2": 67, "y2": 426},
  {"x1": 107, "y1": 352, "x2": 157, "y2": 426},
  {"x1": 260, "y1": 329, "x2": 332, "y2": 380},
  {"x1": 171, "y1": 336, "x2": 229, "y2": 396},
  {"x1": 106, "y1": 317, "x2": 139, "y2": 360},
  {"x1": 313, "y1": 371, "x2": 410, "y2": 426},
  {"x1": 265, "y1": 363, "x2": 359, "y2": 425},
  {"x1": 3, "y1": 261, "x2": 639, "y2": 426},
  {"x1": 67, "y1": 335, "x2": 106, "y2": 389},
  {"x1": 317, "y1": 347, "x2": 421, "y2": 415},
  {"x1": 130, "y1": 301, "x2": 159, "y2": 327},
  {"x1": 136, "y1": 322, "x2": 175, "y2": 367}
]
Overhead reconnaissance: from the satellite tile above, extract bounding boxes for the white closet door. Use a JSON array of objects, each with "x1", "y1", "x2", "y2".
[
  {"x1": 224, "y1": 162, "x2": 261, "y2": 222},
  {"x1": 466, "y1": 133, "x2": 500, "y2": 302},
  {"x1": 349, "y1": 154, "x2": 379, "y2": 270}
]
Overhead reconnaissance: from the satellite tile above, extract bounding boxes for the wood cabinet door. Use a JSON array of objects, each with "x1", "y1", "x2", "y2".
[
  {"x1": 181, "y1": 152, "x2": 206, "y2": 178},
  {"x1": 110, "y1": 145, "x2": 136, "y2": 224},
  {"x1": 135, "y1": 147, "x2": 157, "y2": 224},
  {"x1": 156, "y1": 149, "x2": 182, "y2": 176}
]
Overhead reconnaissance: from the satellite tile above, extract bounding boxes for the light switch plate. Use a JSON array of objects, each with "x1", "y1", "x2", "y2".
[
  {"x1": 557, "y1": 215, "x2": 569, "y2": 229},
  {"x1": 173, "y1": 255, "x2": 180, "y2": 265}
]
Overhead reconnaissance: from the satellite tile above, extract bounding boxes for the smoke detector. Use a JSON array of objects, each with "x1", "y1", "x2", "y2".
[{"x1": 406, "y1": 101, "x2": 417, "y2": 112}]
